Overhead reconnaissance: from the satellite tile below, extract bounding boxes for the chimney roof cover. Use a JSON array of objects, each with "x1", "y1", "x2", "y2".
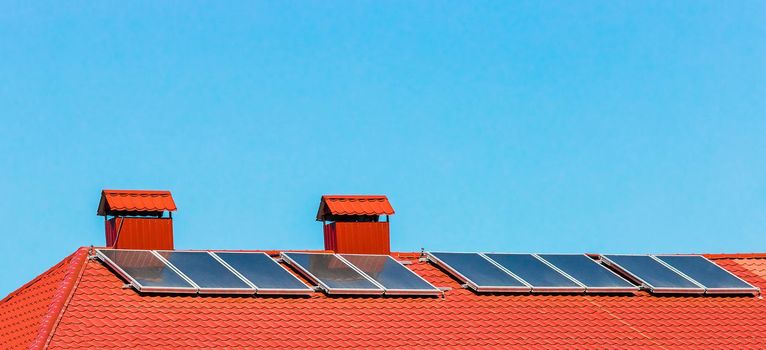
[
  {"x1": 316, "y1": 195, "x2": 395, "y2": 221},
  {"x1": 97, "y1": 189, "x2": 177, "y2": 216}
]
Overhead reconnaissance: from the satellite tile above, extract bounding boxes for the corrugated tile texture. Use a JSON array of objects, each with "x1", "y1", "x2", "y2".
[
  {"x1": 12, "y1": 250, "x2": 760, "y2": 349},
  {"x1": 316, "y1": 195, "x2": 395, "y2": 220},
  {"x1": 97, "y1": 190, "x2": 177, "y2": 215},
  {"x1": 0, "y1": 248, "x2": 88, "y2": 350}
]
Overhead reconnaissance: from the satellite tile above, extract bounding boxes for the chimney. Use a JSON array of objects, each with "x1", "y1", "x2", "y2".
[
  {"x1": 316, "y1": 195, "x2": 395, "y2": 254},
  {"x1": 97, "y1": 190, "x2": 177, "y2": 250}
]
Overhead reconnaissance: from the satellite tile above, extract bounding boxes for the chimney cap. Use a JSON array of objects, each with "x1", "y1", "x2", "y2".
[
  {"x1": 97, "y1": 189, "x2": 177, "y2": 216},
  {"x1": 316, "y1": 195, "x2": 395, "y2": 221}
]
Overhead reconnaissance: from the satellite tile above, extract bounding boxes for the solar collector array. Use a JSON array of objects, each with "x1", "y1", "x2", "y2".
[
  {"x1": 340, "y1": 254, "x2": 441, "y2": 296},
  {"x1": 483, "y1": 253, "x2": 584, "y2": 293},
  {"x1": 216, "y1": 252, "x2": 314, "y2": 294},
  {"x1": 97, "y1": 249, "x2": 197, "y2": 293},
  {"x1": 537, "y1": 254, "x2": 638, "y2": 293},
  {"x1": 96, "y1": 249, "x2": 313, "y2": 295},
  {"x1": 156, "y1": 251, "x2": 254, "y2": 294},
  {"x1": 601, "y1": 254, "x2": 703, "y2": 294},
  {"x1": 427, "y1": 252, "x2": 530, "y2": 292},
  {"x1": 604, "y1": 254, "x2": 759, "y2": 295},
  {"x1": 428, "y1": 252, "x2": 641, "y2": 294},
  {"x1": 281, "y1": 252, "x2": 441, "y2": 296},
  {"x1": 97, "y1": 249, "x2": 756, "y2": 297},
  {"x1": 655, "y1": 255, "x2": 757, "y2": 294}
]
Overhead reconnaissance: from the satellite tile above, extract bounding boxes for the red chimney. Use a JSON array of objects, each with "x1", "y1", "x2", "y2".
[
  {"x1": 97, "y1": 190, "x2": 177, "y2": 250},
  {"x1": 316, "y1": 195, "x2": 395, "y2": 255}
]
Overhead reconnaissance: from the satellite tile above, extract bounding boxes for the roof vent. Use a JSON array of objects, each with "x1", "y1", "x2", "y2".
[
  {"x1": 97, "y1": 190, "x2": 177, "y2": 250},
  {"x1": 316, "y1": 195, "x2": 395, "y2": 254}
]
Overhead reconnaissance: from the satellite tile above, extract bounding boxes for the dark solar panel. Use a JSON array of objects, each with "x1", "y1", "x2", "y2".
[
  {"x1": 655, "y1": 255, "x2": 758, "y2": 295},
  {"x1": 214, "y1": 252, "x2": 313, "y2": 295},
  {"x1": 483, "y1": 253, "x2": 583, "y2": 293},
  {"x1": 341, "y1": 254, "x2": 440, "y2": 296},
  {"x1": 281, "y1": 252, "x2": 384, "y2": 295},
  {"x1": 427, "y1": 252, "x2": 530, "y2": 292},
  {"x1": 602, "y1": 255, "x2": 704, "y2": 294},
  {"x1": 157, "y1": 251, "x2": 254, "y2": 294},
  {"x1": 537, "y1": 254, "x2": 638, "y2": 293},
  {"x1": 96, "y1": 249, "x2": 195, "y2": 293}
]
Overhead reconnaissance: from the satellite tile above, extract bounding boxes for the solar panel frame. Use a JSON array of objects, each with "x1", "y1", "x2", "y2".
[
  {"x1": 280, "y1": 252, "x2": 385, "y2": 295},
  {"x1": 155, "y1": 250, "x2": 256, "y2": 295},
  {"x1": 482, "y1": 253, "x2": 585, "y2": 293},
  {"x1": 338, "y1": 254, "x2": 441, "y2": 296},
  {"x1": 600, "y1": 254, "x2": 705, "y2": 294},
  {"x1": 536, "y1": 254, "x2": 639, "y2": 294},
  {"x1": 211, "y1": 252, "x2": 314, "y2": 295},
  {"x1": 95, "y1": 249, "x2": 198, "y2": 294},
  {"x1": 426, "y1": 252, "x2": 531, "y2": 293},
  {"x1": 654, "y1": 254, "x2": 759, "y2": 295}
]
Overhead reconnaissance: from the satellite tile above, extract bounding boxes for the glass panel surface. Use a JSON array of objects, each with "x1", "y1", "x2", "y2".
[
  {"x1": 656, "y1": 255, "x2": 755, "y2": 290},
  {"x1": 283, "y1": 253, "x2": 381, "y2": 291},
  {"x1": 484, "y1": 254, "x2": 580, "y2": 288},
  {"x1": 157, "y1": 251, "x2": 251, "y2": 290},
  {"x1": 429, "y1": 252, "x2": 527, "y2": 288},
  {"x1": 98, "y1": 249, "x2": 193, "y2": 289},
  {"x1": 215, "y1": 252, "x2": 310, "y2": 291},
  {"x1": 538, "y1": 254, "x2": 635, "y2": 289},
  {"x1": 603, "y1": 255, "x2": 700, "y2": 290},
  {"x1": 341, "y1": 254, "x2": 438, "y2": 291}
]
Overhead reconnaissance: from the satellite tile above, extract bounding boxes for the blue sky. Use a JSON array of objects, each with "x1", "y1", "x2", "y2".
[{"x1": 1, "y1": 1, "x2": 764, "y2": 296}]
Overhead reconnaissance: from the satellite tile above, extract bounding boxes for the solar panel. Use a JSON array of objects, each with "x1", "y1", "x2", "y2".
[
  {"x1": 483, "y1": 253, "x2": 584, "y2": 293},
  {"x1": 213, "y1": 252, "x2": 313, "y2": 295},
  {"x1": 156, "y1": 251, "x2": 255, "y2": 294},
  {"x1": 537, "y1": 254, "x2": 638, "y2": 293},
  {"x1": 340, "y1": 254, "x2": 441, "y2": 296},
  {"x1": 655, "y1": 255, "x2": 759, "y2": 295},
  {"x1": 426, "y1": 252, "x2": 530, "y2": 292},
  {"x1": 601, "y1": 254, "x2": 704, "y2": 294},
  {"x1": 96, "y1": 249, "x2": 196, "y2": 293},
  {"x1": 281, "y1": 252, "x2": 384, "y2": 295}
]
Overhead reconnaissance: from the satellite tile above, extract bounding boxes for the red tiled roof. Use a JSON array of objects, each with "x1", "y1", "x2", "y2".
[
  {"x1": 97, "y1": 190, "x2": 177, "y2": 216},
  {"x1": 4, "y1": 248, "x2": 766, "y2": 349},
  {"x1": 316, "y1": 195, "x2": 395, "y2": 221},
  {"x1": 0, "y1": 248, "x2": 88, "y2": 350}
]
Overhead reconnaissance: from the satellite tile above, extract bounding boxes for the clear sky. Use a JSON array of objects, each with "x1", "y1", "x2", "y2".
[{"x1": 1, "y1": 1, "x2": 764, "y2": 297}]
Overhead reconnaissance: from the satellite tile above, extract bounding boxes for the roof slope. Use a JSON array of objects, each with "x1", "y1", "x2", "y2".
[
  {"x1": 97, "y1": 190, "x2": 177, "y2": 216},
  {"x1": 316, "y1": 195, "x2": 395, "y2": 221},
  {"x1": 0, "y1": 248, "x2": 88, "y2": 350},
  {"x1": 4, "y1": 249, "x2": 766, "y2": 349}
]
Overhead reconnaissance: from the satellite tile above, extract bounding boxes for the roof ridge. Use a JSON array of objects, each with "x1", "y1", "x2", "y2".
[{"x1": 28, "y1": 247, "x2": 89, "y2": 350}]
